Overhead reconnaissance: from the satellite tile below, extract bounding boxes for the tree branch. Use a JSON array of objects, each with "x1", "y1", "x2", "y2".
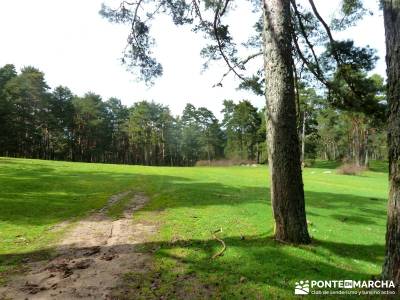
[
  {"x1": 291, "y1": 30, "x2": 328, "y2": 87},
  {"x1": 308, "y1": 0, "x2": 341, "y2": 63},
  {"x1": 214, "y1": 51, "x2": 262, "y2": 87},
  {"x1": 213, "y1": 0, "x2": 245, "y2": 81},
  {"x1": 291, "y1": 0, "x2": 324, "y2": 80},
  {"x1": 192, "y1": 0, "x2": 204, "y2": 22}
]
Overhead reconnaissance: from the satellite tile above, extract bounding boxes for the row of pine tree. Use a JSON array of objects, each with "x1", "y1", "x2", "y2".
[{"x1": 0, "y1": 64, "x2": 268, "y2": 166}]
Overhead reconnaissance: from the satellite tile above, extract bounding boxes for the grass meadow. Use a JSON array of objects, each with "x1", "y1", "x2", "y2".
[{"x1": 0, "y1": 157, "x2": 389, "y2": 298}]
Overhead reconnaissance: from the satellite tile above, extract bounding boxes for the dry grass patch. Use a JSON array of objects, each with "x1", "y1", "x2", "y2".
[{"x1": 336, "y1": 163, "x2": 367, "y2": 175}]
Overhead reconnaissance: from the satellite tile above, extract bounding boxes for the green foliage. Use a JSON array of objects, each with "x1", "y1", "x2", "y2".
[
  {"x1": 180, "y1": 103, "x2": 225, "y2": 164},
  {"x1": 0, "y1": 64, "x2": 18, "y2": 152},
  {"x1": 0, "y1": 64, "x2": 386, "y2": 167},
  {"x1": 316, "y1": 107, "x2": 387, "y2": 164},
  {"x1": 1, "y1": 66, "x2": 50, "y2": 156},
  {"x1": 222, "y1": 100, "x2": 263, "y2": 161},
  {"x1": 71, "y1": 93, "x2": 112, "y2": 161},
  {"x1": 293, "y1": 74, "x2": 387, "y2": 164},
  {"x1": 298, "y1": 85, "x2": 322, "y2": 160},
  {"x1": 0, "y1": 65, "x2": 230, "y2": 166},
  {"x1": 331, "y1": 0, "x2": 369, "y2": 30},
  {"x1": 237, "y1": 75, "x2": 264, "y2": 96}
]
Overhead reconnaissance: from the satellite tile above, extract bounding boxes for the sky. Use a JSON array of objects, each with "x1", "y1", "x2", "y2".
[{"x1": 0, "y1": 0, "x2": 385, "y2": 118}]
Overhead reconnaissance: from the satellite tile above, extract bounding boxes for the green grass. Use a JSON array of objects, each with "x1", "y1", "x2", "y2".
[
  {"x1": 107, "y1": 191, "x2": 135, "y2": 219},
  {"x1": 0, "y1": 157, "x2": 389, "y2": 298}
]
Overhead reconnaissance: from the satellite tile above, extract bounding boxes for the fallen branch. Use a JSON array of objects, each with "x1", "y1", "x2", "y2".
[{"x1": 211, "y1": 228, "x2": 226, "y2": 259}]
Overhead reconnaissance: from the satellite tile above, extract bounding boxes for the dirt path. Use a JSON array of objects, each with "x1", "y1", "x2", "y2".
[{"x1": 0, "y1": 192, "x2": 157, "y2": 300}]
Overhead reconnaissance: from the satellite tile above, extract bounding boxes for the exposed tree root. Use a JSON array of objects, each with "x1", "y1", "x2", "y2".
[{"x1": 275, "y1": 238, "x2": 291, "y2": 245}]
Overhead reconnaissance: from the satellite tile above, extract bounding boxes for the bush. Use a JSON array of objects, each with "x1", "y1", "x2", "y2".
[
  {"x1": 195, "y1": 159, "x2": 256, "y2": 167},
  {"x1": 336, "y1": 164, "x2": 367, "y2": 175},
  {"x1": 302, "y1": 159, "x2": 315, "y2": 168}
]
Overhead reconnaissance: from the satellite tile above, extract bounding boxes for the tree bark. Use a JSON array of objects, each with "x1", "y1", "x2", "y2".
[
  {"x1": 353, "y1": 120, "x2": 361, "y2": 166},
  {"x1": 263, "y1": 0, "x2": 310, "y2": 244},
  {"x1": 382, "y1": 0, "x2": 400, "y2": 286},
  {"x1": 301, "y1": 112, "x2": 306, "y2": 164},
  {"x1": 364, "y1": 129, "x2": 369, "y2": 168}
]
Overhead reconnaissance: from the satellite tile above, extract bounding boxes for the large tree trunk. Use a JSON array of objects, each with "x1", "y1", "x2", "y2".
[
  {"x1": 382, "y1": 0, "x2": 400, "y2": 286},
  {"x1": 263, "y1": 0, "x2": 310, "y2": 244}
]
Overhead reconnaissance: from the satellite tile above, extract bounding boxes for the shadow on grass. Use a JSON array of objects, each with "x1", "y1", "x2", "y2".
[
  {"x1": 0, "y1": 236, "x2": 384, "y2": 298},
  {"x1": 330, "y1": 214, "x2": 378, "y2": 225},
  {"x1": 0, "y1": 159, "x2": 387, "y2": 227},
  {"x1": 368, "y1": 161, "x2": 389, "y2": 173},
  {"x1": 0, "y1": 158, "x2": 387, "y2": 297}
]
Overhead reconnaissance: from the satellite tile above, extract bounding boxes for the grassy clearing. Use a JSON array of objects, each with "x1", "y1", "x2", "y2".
[{"x1": 0, "y1": 157, "x2": 389, "y2": 298}]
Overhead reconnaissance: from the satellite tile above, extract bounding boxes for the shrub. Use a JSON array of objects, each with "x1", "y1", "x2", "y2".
[
  {"x1": 195, "y1": 160, "x2": 212, "y2": 166},
  {"x1": 302, "y1": 159, "x2": 315, "y2": 168},
  {"x1": 336, "y1": 164, "x2": 367, "y2": 175},
  {"x1": 195, "y1": 159, "x2": 256, "y2": 167}
]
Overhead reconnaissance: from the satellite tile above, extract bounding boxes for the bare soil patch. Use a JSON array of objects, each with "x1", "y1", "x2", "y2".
[{"x1": 0, "y1": 192, "x2": 156, "y2": 300}]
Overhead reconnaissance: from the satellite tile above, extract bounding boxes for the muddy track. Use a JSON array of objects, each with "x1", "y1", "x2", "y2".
[{"x1": 0, "y1": 192, "x2": 156, "y2": 300}]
